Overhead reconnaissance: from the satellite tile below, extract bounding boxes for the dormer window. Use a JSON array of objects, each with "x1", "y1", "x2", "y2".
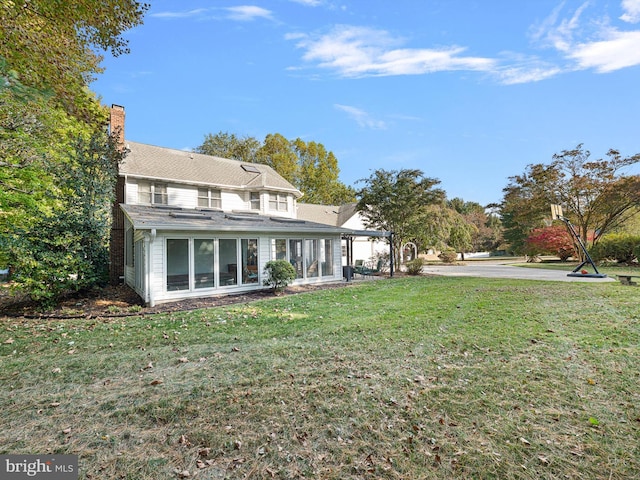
[
  {"x1": 249, "y1": 192, "x2": 260, "y2": 210},
  {"x1": 198, "y1": 188, "x2": 221, "y2": 208}
]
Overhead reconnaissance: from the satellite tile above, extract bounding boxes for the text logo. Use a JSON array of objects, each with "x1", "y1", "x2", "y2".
[{"x1": 1, "y1": 455, "x2": 78, "y2": 479}]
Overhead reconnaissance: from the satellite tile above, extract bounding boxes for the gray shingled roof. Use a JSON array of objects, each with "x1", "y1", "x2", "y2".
[
  {"x1": 296, "y1": 203, "x2": 358, "y2": 227},
  {"x1": 121, "y1": 204, "x2": 350, "y2": 235},
  {"x1": 120, "y1": 141, "x2": 302, "y2": 197}
]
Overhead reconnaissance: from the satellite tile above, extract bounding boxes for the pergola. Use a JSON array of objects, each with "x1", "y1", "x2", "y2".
[{"x1": 342, "y1": 230, "x2": 394, "y2": 279}]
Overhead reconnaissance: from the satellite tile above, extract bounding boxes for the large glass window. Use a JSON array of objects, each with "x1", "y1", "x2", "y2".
[
  {"x1": 289, "y1": 239, "x2": 303, "y2": 278},
  {"x1": 219, "y1": 239, "x2": 238, "y2": 286},
  {"x1": 194, "y1": 239, "x2": 214, "y2": 289},
  {"x1": 321, "y1": 239, "x2": 333, "y2": 277},
  {"x1": 271, "y1": 239, "x2": 287, "y2": 260},
  {"x1": 305, "y1": 239, "x2": 319, "y2": 278},
  {"x1": 241, "y1": 239, "x2": 259, "y2": 284},
  {"x1": 166, "y1": 239, "x2": 189, "y2": 291}
]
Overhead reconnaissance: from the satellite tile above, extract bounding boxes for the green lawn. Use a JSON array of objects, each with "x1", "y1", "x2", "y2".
[{"x1": 1, "y1": 276, "x2": 639, "y2": 479}]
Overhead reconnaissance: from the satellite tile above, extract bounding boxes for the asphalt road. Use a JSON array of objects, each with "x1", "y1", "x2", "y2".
[{"x1": 421, "y1": 261, "x2": 615, "y2": 283}]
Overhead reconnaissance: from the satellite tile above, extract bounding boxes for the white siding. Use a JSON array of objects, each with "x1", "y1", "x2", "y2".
[
  {"x1": 341, "y1": 212, "x2": 388, "y2": 264},
  {"x1": 224, "y1": 191, "x2": 250, "y2": 212},
  {"x1": 168, "y1": 185, "x2": 196, "y2": 208},
  {"x1": 266, "y1": 193, "x2": 296, "y2": 219},
  {"x1": 125, "y1": 180, "x2": 137, "y2": 204}
]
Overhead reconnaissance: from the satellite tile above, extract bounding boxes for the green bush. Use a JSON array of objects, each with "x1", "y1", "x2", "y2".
[
  {"x1": 590, "y1": 233, "x2": 640, "y2": 264},
  {"x1": 405, "y1": 258, "x2": 424, "y2": 275},
  {"x1": 438, "y1": 248, "x2": 458, "y2": 263},
  {"x1": 263, "y1": 260, "x2": 297, "y2": 293}
]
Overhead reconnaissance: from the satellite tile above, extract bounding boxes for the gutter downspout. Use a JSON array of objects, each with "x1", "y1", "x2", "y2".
[{"x1": 147, "y1": 229, "x2": 156, "y2": 307}]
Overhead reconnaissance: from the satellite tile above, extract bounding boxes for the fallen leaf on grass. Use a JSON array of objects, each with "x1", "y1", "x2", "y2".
[
  {"x1": 538, "y1": 455, "x2": 550, "y2": 465},
  {"x1": 4, "y1": 338, "x2": 14, "y2": 344},
  {"x1": 149, "y1": 379, "x2": 163, "y2": 386},
  {"x1": 177, "y1": 357, "x2": 188, "y2": 363},
  {"x1": 519, "y1": 437, "x2": 531, "y2": 446}
]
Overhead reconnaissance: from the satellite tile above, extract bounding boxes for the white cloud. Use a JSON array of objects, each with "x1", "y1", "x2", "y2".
[
  {"x1": 620, "y1": 0, "x2": 640, "y2": 23},
  {"x1": 224, "y1": 6, "x2": 274, "y2": 21},
  {"x1": 290, "y1": 25, "x2": 496, "y2": 78},
  {"x1": 530, "y1": 1, "x2": 590, "y2": 52},
  {"x1": 151, "y1": 8, "x2": 209, "y2": 19},
  {"x1": 569, "y1": 29, "x2": 640, "y2": 71},
  {"x1": 290, "y1": 0, "x2": 323, "y2": 6},
  {"x1": 496, "y1": 64, "x2": 562, "y2": 85},
  {"x1": 151, "y1": 6, "x2": 274, "y2": 22},
  {"x1": 334, "y1": 104, "x2": 387, "y2": 129},
  {"x1": 530, "y1": 2, "x2": 640, "y2": 73}
]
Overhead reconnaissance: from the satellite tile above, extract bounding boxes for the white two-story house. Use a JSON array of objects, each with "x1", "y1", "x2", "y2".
[{"x1": 109, "y1": 105, "x2": 360, "y2": 306}]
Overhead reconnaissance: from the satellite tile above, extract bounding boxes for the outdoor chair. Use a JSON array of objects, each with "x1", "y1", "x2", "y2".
[
  {"x1": 361, "y1": 259, "x2": 383, "y2": 277},
  {"x1": 354, "y1": 259, "x2": 366, "y2": 277}
]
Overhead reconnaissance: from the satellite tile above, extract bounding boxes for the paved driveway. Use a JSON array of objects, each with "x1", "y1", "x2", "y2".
[{"x1": 421, "y1": 261, "x2": 615, "y2": 283}]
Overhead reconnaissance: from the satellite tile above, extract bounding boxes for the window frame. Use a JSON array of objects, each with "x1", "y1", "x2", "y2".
[
  {"x1": 269, "y1": 193, "x2": 288, "y2": 212},
  {"x1": 198, "y1": 187, "x2": 222, "y2": 209},
  {"x1": 249, "y1": 192, "x2": 261, "y2": 211},
  {"x1": 138, "y1": 181, "x2": 168, "y2": 205}
]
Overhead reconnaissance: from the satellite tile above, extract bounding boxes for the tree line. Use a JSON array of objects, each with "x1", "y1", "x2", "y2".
[{"x1": 1, "y1": 0, "x2": 147, "y2": 305}]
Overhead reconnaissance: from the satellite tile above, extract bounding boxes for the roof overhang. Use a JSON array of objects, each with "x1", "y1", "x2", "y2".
[
  {"x1": 121, "y1": 204, "x2": 354, "y2": 236},
  {"x1": 342, "y1": 229, "x2": 393, "y2": 238}
]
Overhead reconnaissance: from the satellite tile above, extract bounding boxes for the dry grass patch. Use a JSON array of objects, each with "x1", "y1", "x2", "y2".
[{"x1": 1, "y1": 276, "x2": 639, "y2": 479}]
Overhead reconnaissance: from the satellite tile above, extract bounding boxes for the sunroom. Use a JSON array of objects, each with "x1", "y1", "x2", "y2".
[{"x1": 121, "y1": 204, "x2": 349, "y2": 306}]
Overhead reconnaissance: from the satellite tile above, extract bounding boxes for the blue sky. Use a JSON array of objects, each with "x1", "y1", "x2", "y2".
[{"x1": 92, "y1": 0, "x2": 640, "y2": 206}]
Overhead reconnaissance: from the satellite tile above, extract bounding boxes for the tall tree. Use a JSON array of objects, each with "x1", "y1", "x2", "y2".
[
  {"x1": 257, "y1": 133, "x2": 298, "y2": 184},
  {"x1": 292, "y1": 138, "x2": 353, "y2": 204},
  {"x1": 196, "y1": 131, "x2": 261, "y2": 163},
  {"x1": 196, "y1": 132, "x2": 356, "y2": 205},
  {"x1": 449, "y1": 198, "x2": 503, "y2": 252},
  {"x1": 4, "y1": 128, "x2": 124, "y2": 305},
  {"x1": 356, "y1": 168, "x2": 445, "y2": 265},
  {"x1": 1, "y1": 0, "x2": 148, "y2": 121},
  {"x1": 501, "y1": 145, "x2": 640, "y2": 256}
]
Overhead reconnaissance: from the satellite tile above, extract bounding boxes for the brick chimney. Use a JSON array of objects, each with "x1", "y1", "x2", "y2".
[
  {"x1": 109, "y1": 104, "x2": 125, "y2": 149},
  {"x1": 109, "y1": 104, "x2": 126, "y2": 284}
]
